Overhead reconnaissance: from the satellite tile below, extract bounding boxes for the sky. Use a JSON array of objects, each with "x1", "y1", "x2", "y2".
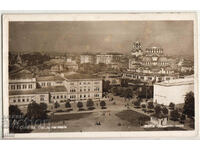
[{"x1": 9, "y1": 21, "x2": 194, "y2": 56}]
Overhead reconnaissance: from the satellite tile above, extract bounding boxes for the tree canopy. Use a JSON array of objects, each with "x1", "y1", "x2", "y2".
[{"x1": 183, "y1": 91, "x2": 194, "y2": 118}]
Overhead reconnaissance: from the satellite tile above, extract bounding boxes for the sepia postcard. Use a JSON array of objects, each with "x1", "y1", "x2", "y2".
[{"x1": 1, "y1": 13, "x2": 199, "y2": 139}]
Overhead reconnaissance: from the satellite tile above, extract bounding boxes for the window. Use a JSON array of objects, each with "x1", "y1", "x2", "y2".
[
  {"x1": 64, "y1": 95, "x2": 66, "y2": 98},
  {"x1": 53, "y1": 96, "x2": 55, "y2": 99},
  {"x1": 27, "y1": 99, "x2": 29, "y2": 102},
  {"x1": 17, "y1": 85, "x2": 21, "y2": 89},
  {"x1": 80, "y1": 89, "x2": 82, "y2": 92},
  {"x1": 95, "y1": 94, "x2": 99, "y2": 97},
  {"x1": 47, "y1": 82, "x2": 51, "y2": 86},
  {"x1": 57, "y1": 95, "x2": 59, "y2": 99},
  {"x1": 94, "y1": 87, "x2": 100, "y2": 91},
  {"x1": 70, "y1": 89, "x2": 76, "y2": 92},
  {"x1": 22, "y1": 85, "x2": 27, "y2": 89},
  {"x1": 22, "y1": 99, "x2": 25, "y2": 102},
  {"x1": 13, "y1": 100, "x2": 16, "y2": 103},
  {"x1": 18, "y1": 99, "x2": 21, "y2": 102},
  {"x1": 88, "y1": 89, "x2": 90, "y2": 91},
  {"x1": 61, "y1": 95, "x2": 63, "y2": 99},
  {"x1": 11, "y1": 85, "x2": 15, "y2": 90},
  {"x1": 40, "y1": 98, "x2": 44, "y2": 101},
  {"x1": 70, "y1": 95, "x2": 76, "y2": 99},
  {"x1": 28, "y1": 84, "x2": 32, "y2": 89}
]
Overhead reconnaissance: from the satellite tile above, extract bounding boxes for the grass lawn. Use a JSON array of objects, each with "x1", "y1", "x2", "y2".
[
  {"x1": 51, "y1": 112, "x2": 92, "y2": 122},
  {"x1": 116, "y1": 110, "x2": 150, "y2": 126}
]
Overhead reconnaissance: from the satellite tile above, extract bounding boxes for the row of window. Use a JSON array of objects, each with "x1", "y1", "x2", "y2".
[
  {"x1": 70, "y1": 81, "x2": 100, "y2": 85},
  {"x1": 11, "y1": 96, "x2": 46, "y2": 103},
  {"x1": 12, "y1": 98, "x2": 32, "y2": 103},
  {"x1": 70, "y1": 88, "x2": 100, "y2": 92},
  {"x1": 10, "y1": 84, "x2": 33, "y2": 90},
  {"x1": 52, "y1": 95, "x2": 67, "y2": 99},
  {"x1": 41, "y1": 82, "x2": 51, "y2": 86},
  {"x1": 125, "y1": 74, "x2": 173, "y2": 81}
]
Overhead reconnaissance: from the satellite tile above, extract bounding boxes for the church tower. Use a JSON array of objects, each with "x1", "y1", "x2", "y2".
[
  {"x1": 16, "y1": 52, "x2": 22, "y2": 64},
  {"x1": 131, "y1": 41, "x2": 143, "y2": 57}
]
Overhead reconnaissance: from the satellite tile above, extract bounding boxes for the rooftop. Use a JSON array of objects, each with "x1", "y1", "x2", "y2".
[
  {"x1": 36, "y1": 75, "x2": 65, "y2": 82},
  {"x1": 155, "y1": 76, "x2": 194, "y2": 86},
  {"x1": 64, "y1": 73, "x2": 101, "y2": 80},
  {"x1": 9, "y1": 72, "x2": 34, "y2": 80},
  {"x1": 9, "y1": 86, "x2": 67, "y2": 95}
]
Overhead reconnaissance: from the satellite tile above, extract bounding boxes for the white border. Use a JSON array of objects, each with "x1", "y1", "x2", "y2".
[{"x1": 2, "y1": 13, "x2": 199, "y2": 139}]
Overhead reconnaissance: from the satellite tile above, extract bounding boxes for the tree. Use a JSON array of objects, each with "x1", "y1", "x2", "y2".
[
  {"x1": 133, "y1": 100, "x2": 141, "y2": 108},
  {"x1": 54, "y1": 101, "x2": 60, "y2": 109},
  {"x1": 147, "y1": 102, "x2": 154, "y2": 110},
  {"x1": 180, "y1": 114, "x2": 186, "y2": 124},
  {"x1": 100, "y1": 101, "x2": 106, "y2": 109},
  {"x1": 183, "y1": 91, "x2": 194, "y2": 118},
  {"x1": 65, "y1": 101, "x2": 71, "y2": 108},
  {"x1": 121, "y1": 79, "x2": 129, "y2": 87},
  {"x1": 40, "y1": 103, "x2": 47, "y2": 111},
  {"x1": 154, "y1": 105, "x2": 161, "y2": 115},
  {"x1": 86, "y1": 99, "x2": 95, "y2": 110},
  {"x1": 141, "y1": 104, "x2": 146, "y2": 112},
  {"x1": 169, "y1": 102, "x2": 175, "y2": 110},
  {"x1": 111, "y1": 87, "x2": 118, "y2": 96},
  {"x1": 103, "y1": 80, "x2": 111, "y2": 93},
  {"x1": 141, "y1": 104, "x2": 146, "y2": 109},
  {"x1": 138, "y1": 116, "x2": 148, "y2": 126},
  {"x1": 9, "y1": 105, "x2": 25, "y2": 133},
  {"x1": 170, "y1": 109, "x2": 180, "y2": 122},
  {"x1": 27, "y1": 101, "x2": 48, "y2": 121},
  {"x1": 77, "y1": 101, "x2": 83, "y2": 110},
  {"x1": 138, "y1": 86, "x2": 153, "y2": 99},
  {"x1": 124, "y1": 88, "x2": 133, "y2": 100},
  {"x1": 162, "y1": 106, "x2": 169, "y2": 116}
]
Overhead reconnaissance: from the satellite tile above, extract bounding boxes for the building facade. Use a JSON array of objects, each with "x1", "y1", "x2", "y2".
[
  {"x1": 96, "y1": 53, "x2": 122, "y2": 65},
  {"x1": 64, "y1": 74, "x2": 103, "y2": 101},
  {"x1": 9, "y1": 73, "x2": 103, "y2": 107},
  {"x1": 80, "y1": 54, "x2": 94, "y2": 64},
  {"x1": 153, "y1": 76, "x2": 194, "y2": 105},
  {"x1": 9, "y1": 78, "x2": 37, "y2": 91}
]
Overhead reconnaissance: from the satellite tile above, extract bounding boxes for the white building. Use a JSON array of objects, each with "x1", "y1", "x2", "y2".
[
  {"x1": 80, "y1": 54, "x2": 94, "y2": 64},
  {"x1": 96, "y1": 53, "x2": 122, "y2": 65},
  {"x1": 9, "y1": 78, "x2": 37, "y2": 91},
  {"x1": 153, "y1": 76, "x2": 194, "y2": 105}
]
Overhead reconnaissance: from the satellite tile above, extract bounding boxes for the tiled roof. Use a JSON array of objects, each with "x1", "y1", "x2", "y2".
[
  {"x1": 64, "y1": 73, "x2": 100, "y2": 80},
  {"x1": 155, "y1": 77, "x2": 194, "y2": 86},
  {"x1": 36, "y1": 75, "x2": 65, "y2": 82},
  {"x1": 9, "y1": 72, "x2": 34, "y2": 80}
]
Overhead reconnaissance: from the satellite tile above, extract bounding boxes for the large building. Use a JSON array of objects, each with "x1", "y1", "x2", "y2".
[
  {"x1": 153, "y1": 75, "x2": 194, "y2": 105},
  {"x1": 63, "y1": 73, "x2": 103, "y2": 101},
  {"x1": 80, "y1": 54, "x2": 94, "y2": 64},
  {"x1": 127, "y1": 42, "x2": 178, "y2": 83},
  {"x1": 9, "y1": 72, "x2": 103, "y2": 108},
  {"x1": 96, "y1": 53, "x2": 122, "y2": 65}
]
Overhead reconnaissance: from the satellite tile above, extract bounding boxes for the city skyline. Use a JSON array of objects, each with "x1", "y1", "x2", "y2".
[{"x1": 9, "y1": 21, "x2": 194, "y2": 57}]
